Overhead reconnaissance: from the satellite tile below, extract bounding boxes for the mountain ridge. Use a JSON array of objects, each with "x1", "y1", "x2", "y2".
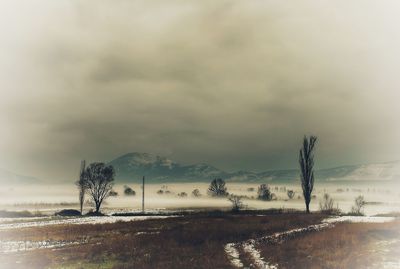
[
  {"x1": 108, "y1": 152, "x2": 400, "y2": 183},
  {"x1": 0, "y1": 169, "x2": 39, "y2": 184}
]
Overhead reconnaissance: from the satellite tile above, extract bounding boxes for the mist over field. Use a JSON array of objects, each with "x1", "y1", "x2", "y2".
[
  {"x1": 1, "y1": 182, "x2": 399, "y2": 217},
  {"x1": 1, "y1": 1, "x2": 400, "y2": 268}
]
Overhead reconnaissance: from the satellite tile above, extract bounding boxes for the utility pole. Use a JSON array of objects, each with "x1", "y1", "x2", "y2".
[{"x1": 142, "y1": 176, "x2": 145, "y2": 213}]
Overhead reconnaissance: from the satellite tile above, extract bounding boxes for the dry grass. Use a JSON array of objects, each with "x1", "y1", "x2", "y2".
[
  {"x1": 258, "y1": 221, "x2": 400, "y2": 269},
  {"x1": 2, "y1": 212, "x2": 398, "y2": 269},
  {"x1": 0, "y1": 211, "x2": 325, "y2": 269}
]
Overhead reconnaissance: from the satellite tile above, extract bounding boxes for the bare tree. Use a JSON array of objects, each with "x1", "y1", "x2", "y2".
[
  {"x1": 257, "y1": 184, "x2": 273, "y2": 201},
  {"x1": 82, "y1": 162, "x2": 115, "y2": 214},
  {"x1": 228, "y1": 195, "x2": 244, "y2": 212},
  {"x1": 299, "y1": 135, "x2": 317, "y2": 213},
  {"x1": 208, "y1": 178, "x2": 228, "y2": 197},
  {"x1": 319, "y1": 193, "x2": 334, "y2": 213},
  {"x1": 75, "y1": 160, "x2": 86, "y2": 215},
  {"x1": 351, "y1": 195, "x2": 366, "y2": 215}
]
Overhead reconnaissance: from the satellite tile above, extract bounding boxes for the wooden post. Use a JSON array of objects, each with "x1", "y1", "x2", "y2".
[{"x1": 142, "y1": 176, "x2": 145, "y2": 213}]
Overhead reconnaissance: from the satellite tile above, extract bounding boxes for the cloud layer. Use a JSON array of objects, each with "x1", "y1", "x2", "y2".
[{"x1": 1, "y1": 0, "x2": 399, "y2": 181}]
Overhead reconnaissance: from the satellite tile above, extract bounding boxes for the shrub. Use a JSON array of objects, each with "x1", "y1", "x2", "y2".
[
  {"x1": 257, "y1": 184, "x2": 273, "y2": 201},
  {"x1": 192, "y1": 189, "x2": 201, "y2": 197},
  {"x1": 85, "y1": 210, "x2": 105, "y2": 216},
  {"x1": 178, "y1": 192, "x2": 188, "y2": 197},
  {"x1": 228, "y1": 195, "x2": 245, "y2": 212},
  {"x1": 287, "y1": 190, "x2": 295, "y2": 199},
  {"x1": 157, "y1": 190, "x2": 164, "y2": 195},
  {"x1": 55, "y1": 209, "x2": 81, "y2": 216},
  {"x1": 109, "y1": 190, "x2": 118, "y2": 197},
  {"x1": 319, "y1": 193, "x2": 340, "y2": 214},
  {"x1": 350, "y1": 195, "x2": 366, "y2": 215},
  {"x1": 124, "y1": 185, "x2": 136, "y2": 196}
]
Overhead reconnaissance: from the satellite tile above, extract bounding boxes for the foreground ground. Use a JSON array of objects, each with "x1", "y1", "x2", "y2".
[{"x1": 0, "y1": 211, "x2": 398, "y2": 269}]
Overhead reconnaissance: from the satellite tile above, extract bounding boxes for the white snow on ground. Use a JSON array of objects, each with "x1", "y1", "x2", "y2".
[
  {"x1": 242, "y1": 241, "x2": 277, "y2": 269},
  {"x1": 246, "y1": 222, "x2": 334, "y2": 247},
  {"x1": 0, "y1": 217, "x2": 49, "y2": 224},
  {"x1": 225, "y1": 216, "x2": 397, "y2": 269},
  {"x1": 0, "y1": 215, "x2": 177, "y2": 230},
  {"x1": 370, "y1": 239, "x2": 400, "y2": 269},
  {"x1": 224, "y1": 243, "x2": 243, "y2": 268},
  {"x1": 0, "y1": 239, "x2": 87, "y2": 253},
  {"x1": 0, "y1": 228, "x2": 162, "y2": 253},
  {"x1": 322, "y1": 216, "x2": 395, "y2": 224}
]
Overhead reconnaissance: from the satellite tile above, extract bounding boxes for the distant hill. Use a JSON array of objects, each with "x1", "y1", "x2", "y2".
[
  {"x1": 0, "y1": 169, "x2": 38, "y2": 184},
  {"x1": 108, "y1": 152, "x2": 400, "y2": 183},
  {"x1": 108, "y1": 153, "x2": 227, "y2": 182}
]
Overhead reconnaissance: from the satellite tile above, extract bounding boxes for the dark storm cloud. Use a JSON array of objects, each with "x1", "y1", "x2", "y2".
[{"x1": 0, "y1": 0, "x2": 399, "y2": 180}]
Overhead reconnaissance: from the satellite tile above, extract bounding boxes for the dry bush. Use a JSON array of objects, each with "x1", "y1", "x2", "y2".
[
  {"x1": 350, "y1": 195, "x2": 366, "y2": 215},
  {"x1": 228, "y1": 195, "x2": 245, "y2": 212},
  {"x1": 319, "y1": 193, "x2": 340, "y2": 215}
]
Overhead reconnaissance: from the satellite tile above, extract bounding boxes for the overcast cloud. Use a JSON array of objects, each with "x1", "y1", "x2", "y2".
[{"x1": 0, "y1": 0, "x2": 399, "y2": 181}]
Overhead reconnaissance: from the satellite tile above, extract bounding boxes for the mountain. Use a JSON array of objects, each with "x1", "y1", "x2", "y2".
[
  {"x1": 0, "y1": 169, "x2": 38, "y2": 184},
  {"x1": 108, "y1": 153, "x2": 226, "y2": 182},
  {"x1": 319, "y1": 161, "x2": 400, "y2": 181},
  {"x1": 108, "y1": 152, "x2": 400, "y2": 183}
]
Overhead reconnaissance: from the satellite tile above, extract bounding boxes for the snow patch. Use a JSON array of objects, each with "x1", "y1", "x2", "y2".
[
  {"x1": 242, "y1": 242, "x2": 277, "y2": 269},
  {"x1": 322, "y1": 216, "x2": 395, "y2": 224},
  {"x1": 0, "y1": 215, "x2": 177, "y2": 230},
  {"x1": 224, "y1": 243, "x2": 243, "y2": 268},
  {"x1": 0, "y1": 239, "x2": 87, "y2": 253}
]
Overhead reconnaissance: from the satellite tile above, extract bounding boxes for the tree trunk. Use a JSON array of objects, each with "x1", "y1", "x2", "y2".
[
  {"x1": 306, "y1": 203, "x2": 310, "y2": 213},
  {"x1": 95, "y1": 203, "x2": 101, "y2": 213}
]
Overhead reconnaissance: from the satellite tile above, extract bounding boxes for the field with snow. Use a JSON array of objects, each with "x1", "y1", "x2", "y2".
[
  {"x1": 1, "y1": 180, "x2": 400, "y2": 268},
  {"x1": 0, "y1": 211, "x2": 398, "y2": 269}
]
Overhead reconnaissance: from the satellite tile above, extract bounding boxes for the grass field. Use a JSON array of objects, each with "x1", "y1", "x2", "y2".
[{"x1": 0, "y1": 211, "x2": 398, "y2": 269}]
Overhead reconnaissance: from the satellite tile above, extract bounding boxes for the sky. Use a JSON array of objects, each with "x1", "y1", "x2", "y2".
[{"x1": 0, "y1": 0, "x2": 400, "y2": 181}]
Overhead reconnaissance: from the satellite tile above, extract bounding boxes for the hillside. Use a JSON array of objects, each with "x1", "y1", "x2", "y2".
[
  {"x1": 108, "y1": 152, "x2": 400, "y2": 183},
  {"x1": 0, "y1": 169, "x2": 38, "y2": 184}
]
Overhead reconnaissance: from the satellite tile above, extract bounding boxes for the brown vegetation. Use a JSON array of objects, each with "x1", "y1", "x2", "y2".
[
  {"x1": 258, "y1": 220, "x2": 400, "y2": 269},
  {"x1": 0, "y1": 211, "x2": 324, "y2": 269}
]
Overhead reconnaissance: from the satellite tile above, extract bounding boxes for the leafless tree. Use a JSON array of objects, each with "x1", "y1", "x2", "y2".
[
  {"x1": 351, "y1": 195, "x2": 366, "y2": 215},
  {"x1": 208, "y1": 178, "x2": 228, "y2": 197},
  {"x1": 82, "y1": 162, "x2": 115, "y2": 213},
  {"x1": 299, "y1": 135, "x2": 317, "y2": 213},
  {"x1": 319, "y1": 193, "x2": 334, "y2": 212},
  {"x1": 228, "y1": 195, "x2": 244, "y2": 212},
  {"x1": 75, "y1": 160, "x2": 86, "y2": 215}
]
